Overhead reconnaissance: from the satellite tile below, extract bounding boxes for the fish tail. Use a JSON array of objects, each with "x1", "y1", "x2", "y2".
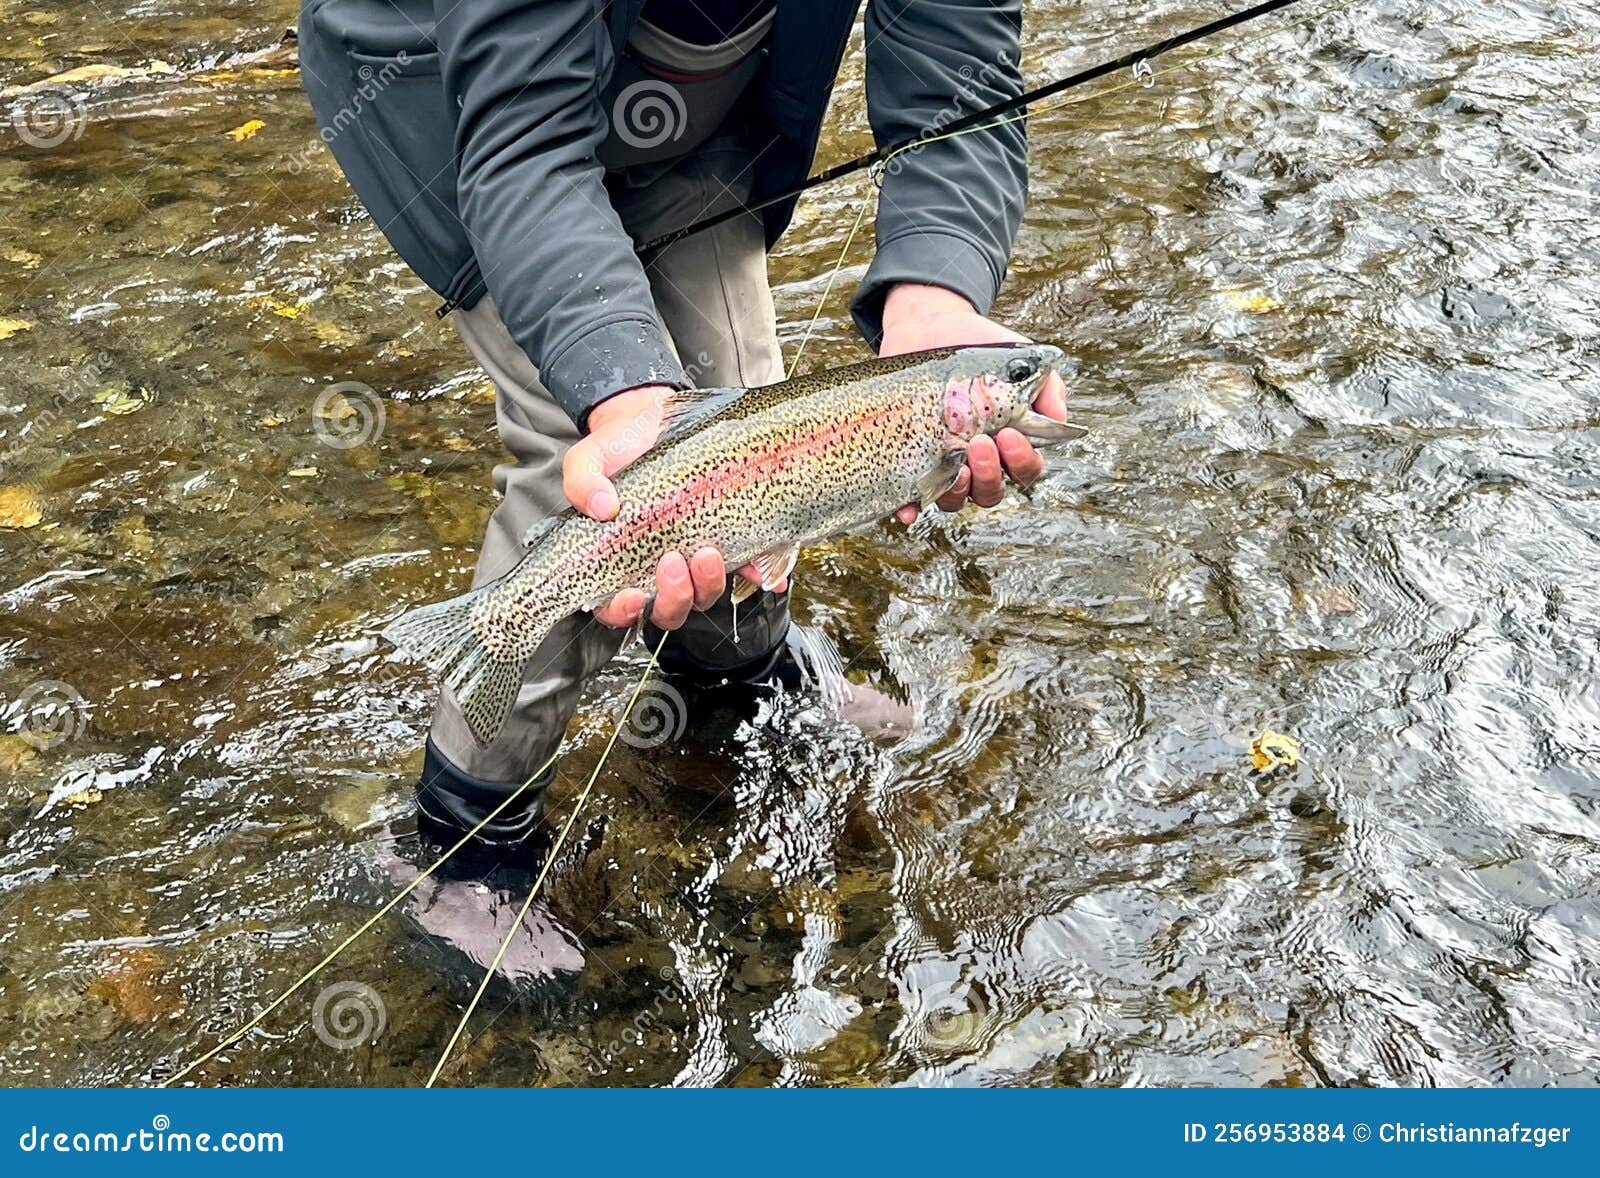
[
  {"x1": 382, "y1": 584, "x2": 547, "y2": 746},
  {"x1": 784, "y1": 621, "x2": 853, "y2": 709}
]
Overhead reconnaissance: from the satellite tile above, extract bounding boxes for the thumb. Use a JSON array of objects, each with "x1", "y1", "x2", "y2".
[
  {"x1": 563, "y1": 436, "x2": 619, "y2": 520},
  {"x1": 1033, "y1": 371, "x2": 1069, "y2": 422}
]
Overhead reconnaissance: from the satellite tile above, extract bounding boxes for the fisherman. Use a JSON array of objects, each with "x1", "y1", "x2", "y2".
[{"x1": 300, "y1": 1, "x2": 1070, "y2": 864}]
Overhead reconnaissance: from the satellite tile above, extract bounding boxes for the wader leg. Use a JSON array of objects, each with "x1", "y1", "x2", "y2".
[{"x1": 422, "y1": 137, "x2": 792, "y2": 841}]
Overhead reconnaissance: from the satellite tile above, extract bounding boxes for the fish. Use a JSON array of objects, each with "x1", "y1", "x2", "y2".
[{"x1": 383, "y1": 343, "x2": 1085, "y2": 744}]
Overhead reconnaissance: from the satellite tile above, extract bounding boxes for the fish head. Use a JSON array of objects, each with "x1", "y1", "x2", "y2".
[{"x1": 938, "y1": 343, "x2": 1064, "y2": 440}]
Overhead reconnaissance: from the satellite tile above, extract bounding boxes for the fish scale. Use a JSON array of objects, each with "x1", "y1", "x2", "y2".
[{"x1": 384, "y1": 343, "x2": 1077, "y2": 744}]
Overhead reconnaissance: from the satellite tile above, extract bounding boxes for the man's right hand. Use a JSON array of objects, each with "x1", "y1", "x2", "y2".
[{"x1": 563, "y1": 385, "x2": 782, "y2": 632}]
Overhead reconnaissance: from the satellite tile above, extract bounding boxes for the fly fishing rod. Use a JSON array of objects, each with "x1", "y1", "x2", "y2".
[{"x1": 636, "y1": 0, "x2": 1313, "y2": 256}]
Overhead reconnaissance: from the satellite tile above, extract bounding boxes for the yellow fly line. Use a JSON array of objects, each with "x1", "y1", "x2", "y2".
[
  {"x1": 425, "y1": 630, "x2": 670, "y2": 1086},
  {"x1": 161, "y1": 0, "x2": 1358, "y2": 1088},
  {"x1": 159, "y1": 743, "x2": 565, "y2": 1087}
]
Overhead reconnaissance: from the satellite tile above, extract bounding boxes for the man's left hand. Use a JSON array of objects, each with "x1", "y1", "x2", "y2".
[{"x1": 878, "y1": 282, "x2": 1071, "y2": 524}]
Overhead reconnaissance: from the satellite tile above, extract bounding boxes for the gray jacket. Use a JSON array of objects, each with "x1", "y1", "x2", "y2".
[{"x1": 300, "y1": 0, "x2": 1027, "y2": 426}]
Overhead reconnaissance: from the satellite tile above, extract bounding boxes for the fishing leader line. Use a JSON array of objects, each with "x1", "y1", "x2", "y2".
[{"x1": 165, "y1": 0, "x2": 1364, "y2": 1087}]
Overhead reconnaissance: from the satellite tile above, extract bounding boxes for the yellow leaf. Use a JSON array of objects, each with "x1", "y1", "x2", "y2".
[
  {"x1": 441, "y1": 435, "x2": 475, "y2": 452},
  {"x1": 0, "y1": 735, "x2": 39, "y2": 775},
  {"x1": 1225, "y1": 291, "x2": 1281, "y2": 314},
  {"x1": 226, "y1": 119, "x2": 266, "y2": 142},
  {"x1": 0, "y1": 485, "x2": 43, "y2": 529},
  {"x1": 259, "y1": 415, "x2": 286, "y2": 428},
  {"x1": 393, "y1": 346, "x2": 415, "y2": 358},
  {"x1": 0, "y1": 317, "x2": 33, "y2": 340},
  {"x1": 113, "y1": 514, "x2": 153, "y2": 555},
  {"x1": 1249, "y1": 729, "x2": 1301, "y2": 773},
  {"x1": 94, "y1": 386, "x2": 154, "y2": 415},
  {"x1": 62, "y1": 787, "x2": 103, "y2": 807},
  {"x1": 249, "y1": 295, "x2": 307, "y2": 319},
  {"x1": 1, "y1": 246, "x2": 41, "y2": 269},
  {"x1": 287, "y1": 466, "x2": 319, "y2": 478},
  {"x1": 310, "y1": 319, "x2": 357, "y2": 345},
  {"x1": 317, "y1": 397, "x2": 357, "y2": 423}
]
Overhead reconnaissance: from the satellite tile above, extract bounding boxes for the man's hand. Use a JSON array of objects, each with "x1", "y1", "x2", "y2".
[
  {"x1": 879, "y1": 283, "x2": 1071, "y2": 524},
  {"x1": 563, "y1": 385, "x2": 783, "y2": 631}
]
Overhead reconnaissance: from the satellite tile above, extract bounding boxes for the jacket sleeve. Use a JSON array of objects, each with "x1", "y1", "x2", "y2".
[
  {"x1": 850, "y1": 0, "x2": 1028, "y2": 349},
  {"x1": 433, "y1": 0, "x2": 686, "y2": 427}
]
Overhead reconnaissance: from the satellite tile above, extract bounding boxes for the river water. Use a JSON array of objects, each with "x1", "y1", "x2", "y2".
[{"x1": 2, "y1": 0, "x2": 1598, "y2": 1086}]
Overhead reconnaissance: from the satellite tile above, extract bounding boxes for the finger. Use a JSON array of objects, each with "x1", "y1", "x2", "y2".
[
  {"x1": 689, "y1": 546, "x2": 726, "y2": 612},
  {"x1": 594, "y1": 587, "x2": 647, "y2": 629},
  {"x1": 1033, "y1": 372, "x2": 1069, "y2": 421},
  {"x1": 935, "y1": 467, "x2": 972, "y2": 512},
  {"x1": 563, "y1": 438, "x2": 619, "y2": 520},
  {"x1": 995, "y1": 427, "x2": 1044, "y2": 488},
  {"x1": 650, "y1": 551, "x2": 694, "y2": 630},
  {"x1": 966, "y1": 436, "x2": 1005, "y2": 508},
  {"x1": 896, "y1": 504, "x2": 919, "y2": 525}
]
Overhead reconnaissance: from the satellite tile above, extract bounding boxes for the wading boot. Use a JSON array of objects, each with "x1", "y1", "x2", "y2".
[{"x1": 370, "y1": 742, "x2": 584, "y2": 1002}]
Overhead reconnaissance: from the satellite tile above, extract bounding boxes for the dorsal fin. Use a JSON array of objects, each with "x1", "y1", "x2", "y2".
[{"x1": 656, "y1": 386, "x2": 748, "y2": 445}]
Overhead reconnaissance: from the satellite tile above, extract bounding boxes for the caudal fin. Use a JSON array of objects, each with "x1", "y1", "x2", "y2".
[{"x1": 382, "y1": 585, "x2": 532, "y2": 746}]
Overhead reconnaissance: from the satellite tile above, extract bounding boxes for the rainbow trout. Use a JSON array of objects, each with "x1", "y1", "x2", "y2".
[{"x1": 384, "y1": 344, "x2": 1083, "y2": 743}]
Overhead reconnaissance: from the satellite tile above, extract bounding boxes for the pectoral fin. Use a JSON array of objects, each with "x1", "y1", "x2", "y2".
[
  {"x1": 916, "y1": 448, "x2": 968, "y2": 507},
  {"x1": 732, "y1": 542, "x2": 799, "y2": 603},
  {"x1": 1013, "y1": 410, "x2": 1088, "y2": 442}
]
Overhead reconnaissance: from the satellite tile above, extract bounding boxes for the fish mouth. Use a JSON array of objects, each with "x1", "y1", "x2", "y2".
[{"x1": 1025, "y1": 343, "x2": 1066, "y2": 401}]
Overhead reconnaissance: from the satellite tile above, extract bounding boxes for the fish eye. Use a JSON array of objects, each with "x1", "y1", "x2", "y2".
[{"x1": 1005, "y1": 357, "x2": 1037, "y2": 383}]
